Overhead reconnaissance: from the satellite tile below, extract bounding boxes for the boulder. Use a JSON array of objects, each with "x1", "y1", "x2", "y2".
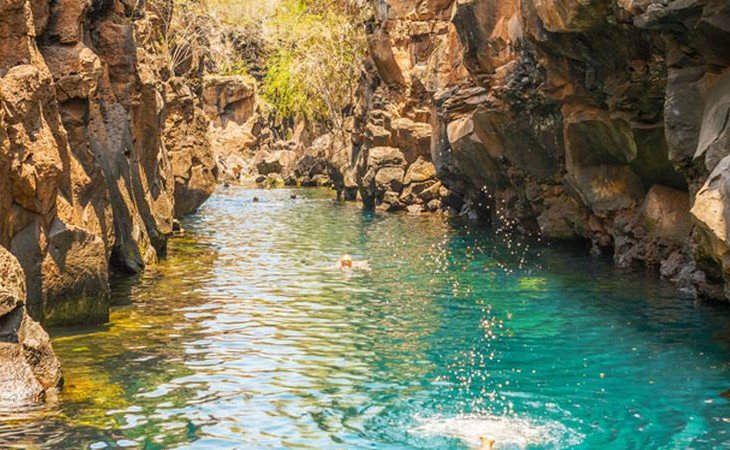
[
  {"x1": 390, "y1": 118, "x2": 432, "y2": 163},
  {"x1": 639, "y1": 184, "x2": 692, "y2": 244},
  {"x1": 538, "y1": 195, "x2": 585, "y2": 240},
  {"x1": 203, "y1": 75, "x2": 256, "y2": 127},
  {"x1": 691, "y1": 155, "x2": 730, "y2": 296},
  {"x1": 566, "y1": 164, "x2": 645, "y2": 213},
  {"x1": 0, "y1": 246, "x2": 62, "y2": 406},
  {"x1": 375, "y1": 167, "x2": 406, "y2": 193},
  {"x1": 367, "y1": 147, "x2": 406, "y2": 169},
  {"x1": 404, "y1": 156, "x2": 437, "y2": 184},
  {"x1": 378, "y1": 190, "x2": 405, "y2": 212},
  {"x1": 257, "y1": 150, "x2": 297, "y2": 176}
]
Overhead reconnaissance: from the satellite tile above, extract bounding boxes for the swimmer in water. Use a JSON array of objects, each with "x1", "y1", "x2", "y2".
[
  {"x1": 479, "y1": 436, "x2": 495, "y2": 450},
  {"x1": 338, "y1": 255, "x2": 371, "y2": 272}
]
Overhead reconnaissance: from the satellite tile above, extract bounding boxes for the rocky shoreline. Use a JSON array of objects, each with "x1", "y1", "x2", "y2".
[
  {"x1": 225, "y1": 0, "x2": 730, "y2": 303},
  {"x1": 345, "y1": 0, "x2": 730, "y2": 302},
  {"x1": 0, "y1": 0, "x2": 221, "y2": 401}
]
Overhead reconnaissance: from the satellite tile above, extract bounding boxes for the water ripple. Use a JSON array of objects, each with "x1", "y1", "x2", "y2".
[{"x1": 0, "y1": 187, "x2": 728, "y2": 449}]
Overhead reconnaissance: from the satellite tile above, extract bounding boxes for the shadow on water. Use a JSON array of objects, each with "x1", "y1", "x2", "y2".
[{"x1": 0, "y1": 186, "x2": 727, "y2": 449}]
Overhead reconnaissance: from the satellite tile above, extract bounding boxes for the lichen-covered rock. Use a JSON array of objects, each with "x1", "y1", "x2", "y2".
[
  {"x1": 0, "y1": 246, "x2": 62, "y2": 405},
  {"x1": 256, "y1": 150, "x2": 298, "y2": 176}
]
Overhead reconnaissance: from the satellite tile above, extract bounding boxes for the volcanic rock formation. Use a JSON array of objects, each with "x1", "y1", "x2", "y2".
[
  {"x1": 349, "y1": 0, "x2": 730, "y2": 300},
  {"x1": 0, "y1": 0, "x2": 218, "y2": 325}
]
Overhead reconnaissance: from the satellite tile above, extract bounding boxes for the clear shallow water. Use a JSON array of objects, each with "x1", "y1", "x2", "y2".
[{"x1": 1, "y1": 187, "x2": 729, "y2": 449}]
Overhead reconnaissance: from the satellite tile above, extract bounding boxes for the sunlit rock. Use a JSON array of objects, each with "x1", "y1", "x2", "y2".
[
  {"x1": 367, "y1": 28, "x2": 406, "y2": 86},
  {"x1": 202, "y1": 75, "x2": 256, "y2": 128},
  {"x1": 165, "y1": 79, "x2": 217, "y2": 217},
  {"x1": 404, "y1": 156, "x2": 437, "y2": 184},
  {"x1": 691, "y1": 155, "x2": 730, "y2": 297},
  {"x1": 533, "y1": 0, "x2": 608, "y2": 33},
  {"x1": 0, "y1": 246, "x2": 62, "y2": 405}
]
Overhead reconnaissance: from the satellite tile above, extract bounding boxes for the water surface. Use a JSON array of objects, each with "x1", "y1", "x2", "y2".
[{"x1": 1, "y1": 187, "x2": 729, "y2": 449}]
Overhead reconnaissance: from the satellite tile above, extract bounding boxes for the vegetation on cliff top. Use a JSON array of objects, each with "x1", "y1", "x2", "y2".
[
  {"x1": 260, "y1": 0, "x2": 366, "y2": 130},
  {"x1": 161, "y1": 0, "x2": 366, "y2": 130}
]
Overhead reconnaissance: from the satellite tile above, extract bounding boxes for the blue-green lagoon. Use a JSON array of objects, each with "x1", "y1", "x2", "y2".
[{"x1": 1, "y1": 187, "x2": 728, "y2": 449}]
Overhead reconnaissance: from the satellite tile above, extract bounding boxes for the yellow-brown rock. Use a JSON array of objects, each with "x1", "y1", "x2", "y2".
[{"x1": 1, "y1": 0, "x2": 217, "y2": 324}]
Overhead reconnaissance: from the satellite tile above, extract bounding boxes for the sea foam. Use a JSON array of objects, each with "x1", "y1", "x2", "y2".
[{"x1": 414, "y1": 413, "x2": 584, "y2": 449}]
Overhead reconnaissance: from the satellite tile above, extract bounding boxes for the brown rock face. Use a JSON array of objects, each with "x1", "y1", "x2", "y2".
[
  {"x1": 1, "y1": 0, "x2": 217, "y2": 324},
  {"x1": 355, "y1": 0, "x2": 730, "y2": 300},
  {"x1": 692, "y1": 156, "x2": 730, "y2": 296},
  {"x1": 203, "y1": 75, "x2": 259, "y2": 184},
  {"x1": 165, "y1": 79, "x2": 218, "y2": 217},
  {"x1": 203, "y1": 75, "x2": 256, "y2": 128},
  {"x1": 0, "y1": 246, "x2": 62, "y2": 405}
]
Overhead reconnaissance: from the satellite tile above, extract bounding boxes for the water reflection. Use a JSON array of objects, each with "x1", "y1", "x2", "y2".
[{"x1": 0, "y1": 187, "x2": 727, "y2": 449}]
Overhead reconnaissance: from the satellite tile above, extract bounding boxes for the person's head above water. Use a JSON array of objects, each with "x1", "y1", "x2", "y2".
[{"x1": 340, "y1": 255, "x2": 353, "y2": 268}]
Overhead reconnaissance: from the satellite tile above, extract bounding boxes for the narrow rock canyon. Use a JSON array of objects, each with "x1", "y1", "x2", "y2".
[{"x1": 1, "y1": 0, "x2": 729, "y2": 406}]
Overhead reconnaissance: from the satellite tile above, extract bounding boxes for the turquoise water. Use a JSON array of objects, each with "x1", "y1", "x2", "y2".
[{"x1": 1, "y1": 187, "x2": 728, "y2": 449}]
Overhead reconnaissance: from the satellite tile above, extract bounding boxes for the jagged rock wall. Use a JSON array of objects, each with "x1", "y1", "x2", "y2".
[
  {"x1": 0, "y1": 246, "x2": 62, "y2": 405},
  {"x1": 0, "y1": 0, "x2": 218, "y2": 325},
  {"x1": 203, "y1": 74, "x2": 352, "y2": 191},
  {"x1": 356, "y1": 0, "x2": 730, "y2": 300},
  {"x1": 166, "y1": 78, "x2": 218, "y2": 217},
  {"x1": 203, "y1": 74, "x2": 260, "y2": 183}
]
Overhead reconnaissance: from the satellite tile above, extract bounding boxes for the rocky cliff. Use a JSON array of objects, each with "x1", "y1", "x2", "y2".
[
  {"x1": 0, "y1": 0, "x2": 218, "y2": 326},
  {"x1": 348, "y1": 0, "x2": 730, "y2": 301}
]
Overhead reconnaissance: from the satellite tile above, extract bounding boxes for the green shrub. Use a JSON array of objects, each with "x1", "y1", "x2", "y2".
[{"x1": 259, "y1": 0, "x2": 367, "y2": 130}]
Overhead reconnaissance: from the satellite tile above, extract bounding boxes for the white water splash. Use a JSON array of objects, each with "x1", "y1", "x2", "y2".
[{"x1": 414, "y1": 413, "x2": 584, "y2": 449}]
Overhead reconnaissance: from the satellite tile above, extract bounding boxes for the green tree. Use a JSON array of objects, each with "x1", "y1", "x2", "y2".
[{"x1": 261, "y1": 0, "x2": 367, "y2": 135}]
